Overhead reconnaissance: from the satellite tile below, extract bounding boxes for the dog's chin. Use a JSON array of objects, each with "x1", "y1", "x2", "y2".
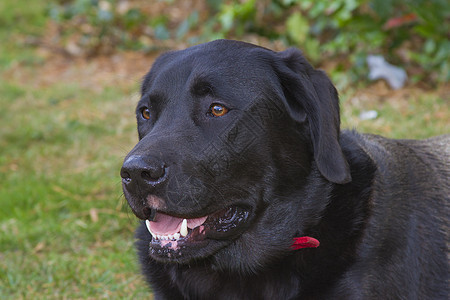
[{"x1": 143, "y1": 205, "x2": 252, "y2": 264}]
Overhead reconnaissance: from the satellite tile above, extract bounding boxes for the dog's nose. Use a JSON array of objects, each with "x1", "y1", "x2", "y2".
[{"x1": 121, "y1": 155, "x2": 168, "y2": 187}]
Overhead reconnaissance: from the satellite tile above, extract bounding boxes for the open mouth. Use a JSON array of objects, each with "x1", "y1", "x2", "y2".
[{"x1": 145, "y1": 205, "x2": 250, "y2": 252}]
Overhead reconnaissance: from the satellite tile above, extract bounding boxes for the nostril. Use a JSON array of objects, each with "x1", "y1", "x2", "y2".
[
  {"x1": 141, "y1": 171, "x2": 152, "y2": 181},
  {"x1": 143, "y1": 207, "x2": 156, "y2": 221},
  {"x1": 141, "y1": 166, "x2": 166, "y2": 183},
  {"x1": 120, "y1": 169, "x2": 132, "y2": 184},
  {"x1": 121, "y1": 155, "x2": 168, "y2": 187}
]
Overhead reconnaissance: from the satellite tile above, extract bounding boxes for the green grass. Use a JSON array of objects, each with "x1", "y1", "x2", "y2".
[
  {"x1": 0, "y1": 1, "x2": 447, "y2": 298},
  {"x1": 340, "y1": 89, "x2": 449, "y2": 139},
  {"x1": 0, "y1": 76, "x2": 150, "y2": 298},
  {"x1": 0, "y1": 1, "x2": 149, "y2": 295}
]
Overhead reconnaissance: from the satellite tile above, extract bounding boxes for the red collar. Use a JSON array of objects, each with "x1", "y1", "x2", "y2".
[{"x1": 291, "y1": 236, "x2": 320, "y2": 250}]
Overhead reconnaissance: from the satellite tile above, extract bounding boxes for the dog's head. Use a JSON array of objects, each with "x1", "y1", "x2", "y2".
[{"x1": 121, "y1": 40, "x2": 350, "y2": 272}]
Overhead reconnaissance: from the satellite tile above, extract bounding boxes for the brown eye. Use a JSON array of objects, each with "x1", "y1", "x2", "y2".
[
  {"x1": 210, "y1": 104, "x2": 228, "y2": 117},
  {"x1": 141, "y1": 108, "x2": 150, "y2": 120}
]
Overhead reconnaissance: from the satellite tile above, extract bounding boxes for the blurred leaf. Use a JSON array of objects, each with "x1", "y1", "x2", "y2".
[
  {"x1": 123, "y1": 8, "x2": 144, "y2": 29},
  {"x1": 176, "y1": 19, "x2": 190, "y2": 39},
  {"x1": 370, "y1": 0, "x2": 394, "y2": 19},
  {"x1": 154, "y1": 24, "x2": 170, "y2": 40},
  {"x1": 176, "y1": 10, "x2": 199, "y2": 40},
  {"x1": 282, "y1": 0, "x2": 299, "y2": 5},
  {"x1": 97, "y1": 9, "x2": 113, "y2": 22},
  {"x1": 219, "y1": 4, "x2": 235, "y2": 31},
  {"x1": 286, "y1": 12, "x2": 309, "y2": 45},
  {"x1": 303, "y1": 39, "x2": 320, "y2": 62},
  {"x1": 424, "y1": 39, "x2": 436, "y2": 54}
]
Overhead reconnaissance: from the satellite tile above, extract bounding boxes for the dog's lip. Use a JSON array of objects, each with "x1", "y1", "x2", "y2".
[{"x1": 145, "y1": 205, "x2": 251, "y2": 249}]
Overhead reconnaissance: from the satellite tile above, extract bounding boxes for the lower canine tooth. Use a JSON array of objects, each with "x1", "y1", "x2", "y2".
[{"x1": 180, "y1": 219, "x2": 188, "y2": 237}]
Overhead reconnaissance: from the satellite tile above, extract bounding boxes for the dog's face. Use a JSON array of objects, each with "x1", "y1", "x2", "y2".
[{"x1": 121, "y1": 40, "x2": 350, "y2": 272}]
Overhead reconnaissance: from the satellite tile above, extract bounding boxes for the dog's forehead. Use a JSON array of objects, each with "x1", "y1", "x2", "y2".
[{"x1": 144, "y1": 41, "x2": 275, "y2": 94}]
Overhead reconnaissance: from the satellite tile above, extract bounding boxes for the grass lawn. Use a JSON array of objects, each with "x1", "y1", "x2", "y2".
[
  {"x1": 0, "y1": 1, "x2": 448, "y2": 299},
  {"x1": 0, "y1": 1, "x2": 150, "y2": 298}
]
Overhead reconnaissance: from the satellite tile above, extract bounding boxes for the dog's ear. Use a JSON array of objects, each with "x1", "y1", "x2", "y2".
[{"x1": 274, "y1": 48, "x2": 351, "y2": 184}]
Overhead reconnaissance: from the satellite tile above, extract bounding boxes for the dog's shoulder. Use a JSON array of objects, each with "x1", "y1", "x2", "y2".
[
  {"x1": 343, "y1": 131, "x2": 449, "y2": 205},
  {"x1": 337, "y1": 131, "x2": 449, "y2": 299},
  {"x1": 343, "y1": 131, "x2": 449, "y2": 177},
  {"x1": 401, "y1": 134, "x2": 450, "y2": 171}
]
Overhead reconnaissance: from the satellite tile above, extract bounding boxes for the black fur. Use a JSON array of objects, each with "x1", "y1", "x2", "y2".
[{"x1": 121, "y1": 40, "x2": 449, "y2": 299}]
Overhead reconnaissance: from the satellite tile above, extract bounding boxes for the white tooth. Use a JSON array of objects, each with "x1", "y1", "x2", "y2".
[
  {"x1": 180, "y1": 219, "x2": 188, "y2": 237},
  {"x1": 146, "y1": 220, "x2": 157, "y2": 240},
  {"x1": 168, "y1": 234, "x2": 174, "y2": 240},
  {"x1": 173, "y1": 233, "x2": 180, "y2": 240},
  {"x1": 162, "y1": 235, "x2": 168, "y2": 240},
  {"x1": 156, "y1": 235, "x2": 161, "y2": 240},
  {"x1": 145, "y1": 220, "x2": 153, "y2": 235}
]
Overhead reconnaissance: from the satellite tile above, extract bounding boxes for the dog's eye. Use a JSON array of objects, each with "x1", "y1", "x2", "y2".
[
  {"x1": 210, "y1": 104, "x2": 228, "y2": 117},
  {"x1": 141, "y1": 108, "x2": 151, "y2": 120}
]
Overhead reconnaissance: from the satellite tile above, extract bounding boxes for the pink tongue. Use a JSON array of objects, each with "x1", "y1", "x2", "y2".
[
  {"x1": 150, "y1": 213, "x2": 182, "y2": 235},
  {"x1": 187, "y1": 216, "x2": 208, "y2": 229},
  {"x1": 149, "y1": 212, "x2": 208, "y2": 235}
]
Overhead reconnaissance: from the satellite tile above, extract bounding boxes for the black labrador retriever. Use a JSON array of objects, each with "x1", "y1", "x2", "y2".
[{"x1": 121, "y1": 40, "x2": 449, "y2": 299}]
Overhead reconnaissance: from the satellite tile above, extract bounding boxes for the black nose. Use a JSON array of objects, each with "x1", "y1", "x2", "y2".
[{"x1": 121, "y1": 155, "x2": 168, "y2": 188}]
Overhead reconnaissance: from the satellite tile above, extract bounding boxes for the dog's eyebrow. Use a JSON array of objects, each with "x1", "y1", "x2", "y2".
[
  {"x1": 138, "y1": 92, "x2": 166, "y2": 112},
  {"x1": 190, "y1": 77, "x2": 215, "y2": 97}
]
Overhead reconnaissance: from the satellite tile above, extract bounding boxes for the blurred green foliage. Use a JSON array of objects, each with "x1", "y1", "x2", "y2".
[
  {"x1": 47, "y1": 0, "x2": 449, "y2": 83},
  {"x1": 204, "y1": 0, "x2": 449, "y2": 83},
  {"x1": 48, "y1": 0, "x2": 148, "y2": 53}
]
